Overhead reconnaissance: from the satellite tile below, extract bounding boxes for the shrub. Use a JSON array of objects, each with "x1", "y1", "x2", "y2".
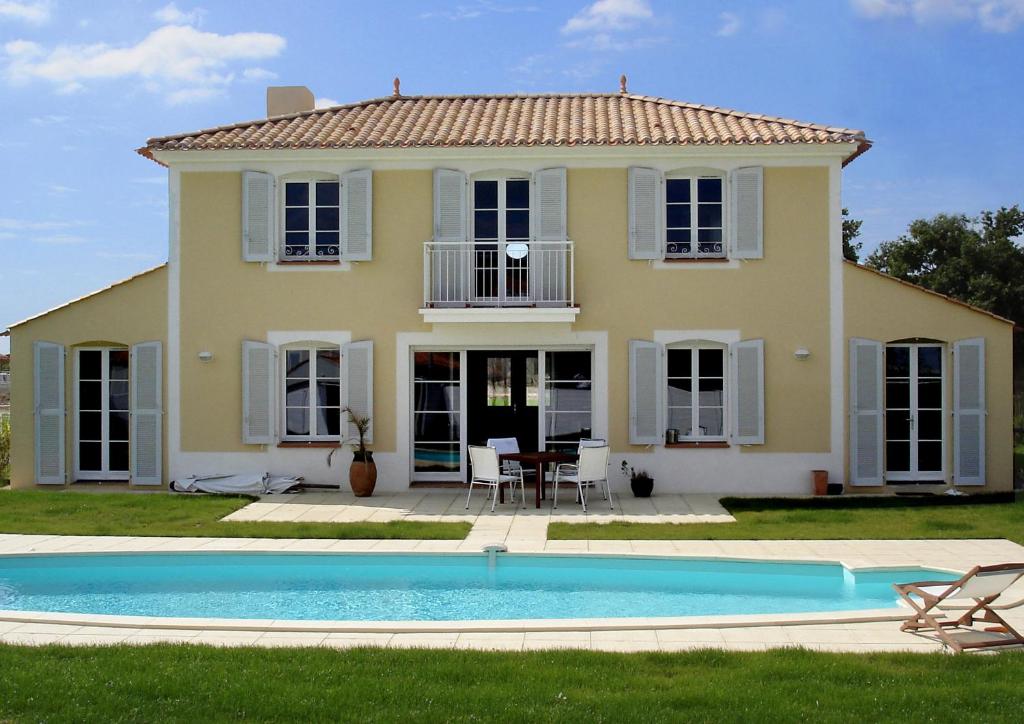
[{"x1": 0, "y1": 414, "x2": 9, "y2": 485}]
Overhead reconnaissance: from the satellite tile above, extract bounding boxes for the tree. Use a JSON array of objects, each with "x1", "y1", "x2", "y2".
[
  {"x1": 865, "y1": 206, "x2": 1024, "y2": 325},
  {"x1": 842, "y1": 208, "x2": 863, "y2": 263}
]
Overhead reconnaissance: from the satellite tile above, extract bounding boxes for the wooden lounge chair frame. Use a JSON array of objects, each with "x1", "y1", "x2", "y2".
[{"x1": 894, "y1": 563, "x2": 1024, "y2": 653}]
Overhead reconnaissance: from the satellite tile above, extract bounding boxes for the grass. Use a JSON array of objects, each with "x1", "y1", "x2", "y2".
[
  {"x1": 0, "y1": 490, "x2": 470, "y2": 539},
  {"x1": 1015, "y1": 443, "x2": 1024, "y2": 484},
  {"x1": 0, "y1": 645, "x2": 1021, "y2": 723},
  {"x1": 550, "y1": 494, "x2": 1024, "y2": 543}
]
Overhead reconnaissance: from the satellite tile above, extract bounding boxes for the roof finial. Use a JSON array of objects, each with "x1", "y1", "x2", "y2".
[
  {"x1": 619, "y1": 74, "x2": 627, "y2": 94},
  {"x1": 393, "y1": 76, "x2": 401, "y2": 97}
]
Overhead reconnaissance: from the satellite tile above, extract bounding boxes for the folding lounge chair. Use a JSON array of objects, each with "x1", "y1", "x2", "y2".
[{"x1": 893, "y1": 563, "x2": 1024, "y2": 653}]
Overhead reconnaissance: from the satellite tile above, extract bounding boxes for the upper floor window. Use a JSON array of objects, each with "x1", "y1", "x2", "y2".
[
  {"x1": 666, "y1": 345, "x2": 726, "y2": 440},
  {"x1": 665, "y1": 175, "x2": 724, "y2": 259},
  {"x1": 283, "y1": 179, "x2": 340, "y2": 259},
  {"x1": 472, "y1": 178, "x2": 530, "y2": 244},
  {"x1": 283, "y1": 346, "x2": 341, "y2": 440}
]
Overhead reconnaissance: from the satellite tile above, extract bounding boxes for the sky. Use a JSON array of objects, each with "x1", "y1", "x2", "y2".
[{"x1": 1, "y1": 0, "x2": 1023, "y2": 354}]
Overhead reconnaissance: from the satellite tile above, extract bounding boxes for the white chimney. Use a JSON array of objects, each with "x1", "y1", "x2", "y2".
[{"x1": 266, "y1": 86, "x2": 315, "y2": 117}]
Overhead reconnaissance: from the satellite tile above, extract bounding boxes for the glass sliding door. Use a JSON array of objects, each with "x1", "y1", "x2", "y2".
[
  {"x1": 543, "y1": 350, "x2": 592, "y2": 452},
  {"x1": 412, "y1": 351, "x2": 462, "y2": 478},
  {"x1": 885, "y1": 343, "x2": 945, "y2": 482},
  {"x1": 75, "y1": 348, "x2": 130, "y2": 481}
]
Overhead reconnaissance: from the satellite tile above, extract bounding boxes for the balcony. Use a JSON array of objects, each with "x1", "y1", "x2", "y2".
[{"x1": 420, "y1": 241, "x2": 578, "y2": 323}]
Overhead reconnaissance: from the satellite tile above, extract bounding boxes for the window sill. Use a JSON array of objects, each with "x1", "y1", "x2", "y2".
[
  {"x1": 665, "y1": 441, "x2": 730, "y2": 449},
  {"x1": 662, "y1": 258, "x2": 730, "y2": 264},
  {"x1": 276, "y1": 260, "x2": 341, "y2": 266},
  {"x1": 277, "y1": 441, "x2": 342, "y2": 449}
]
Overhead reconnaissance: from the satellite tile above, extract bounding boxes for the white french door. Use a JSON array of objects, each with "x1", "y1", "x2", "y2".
[
  {"x1": 885, "y1": 343, "x2": 945, "y2": 482},
  {"x1": 472, "y1": 177, "x2": 531, "y2": 304},
  {"x1": 74, "y1": 347, "x2": 130, "y2": 481}
]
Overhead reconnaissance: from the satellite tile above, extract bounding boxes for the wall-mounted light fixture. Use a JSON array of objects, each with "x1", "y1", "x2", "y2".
[
  {"x1": 794, "y1": 348, "x2": 810, "y2": 360},
  {"x1": 198, "y1": 351, "x2": 213, "y2": 361}
]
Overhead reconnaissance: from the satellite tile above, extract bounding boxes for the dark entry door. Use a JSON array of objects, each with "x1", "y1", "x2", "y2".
[{"x1": 467, "y1": 351, "x2": 539, "y2": 451}]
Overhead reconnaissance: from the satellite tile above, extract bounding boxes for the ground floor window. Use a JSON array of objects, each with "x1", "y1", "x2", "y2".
[
  {"x1": 544, "y1": 350, "x2": 592, "y2": 451},
  {"x1": 283, "y1": 346, "x2": 341, "y2": 440},
  {"x1": 413, "y1": 351, "x2": 461, "y2": 473},
  {"x1": 75, "y1": 347, "x2": 129, "y2": 479},
  {"x1": 666, "y1": 345, "x2": 726, "y2": 440}
]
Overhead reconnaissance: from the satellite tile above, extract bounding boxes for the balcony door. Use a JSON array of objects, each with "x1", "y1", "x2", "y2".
[
  {"x1": 472, "y1": 178, "x2": 531, "y2": 304},
  {"x1": 885, "y1": 343, "x2": 945, "y2": 482}
]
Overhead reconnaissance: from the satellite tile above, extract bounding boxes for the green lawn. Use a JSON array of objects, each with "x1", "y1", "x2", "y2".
[
  {"x1": 550, "y1": 495, "x2": 1024, "y2": 543},
  {"x1": 0, "y1": 645, "x2": 1021, "y2": 722},
  {"x1": 0, "y1": 490, "x2": 470, "y2": 539}
]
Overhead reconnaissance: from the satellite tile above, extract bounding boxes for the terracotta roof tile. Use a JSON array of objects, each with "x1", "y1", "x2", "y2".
[{"x1": 141, "y1": 92, "x2": 870, "y2": 162}]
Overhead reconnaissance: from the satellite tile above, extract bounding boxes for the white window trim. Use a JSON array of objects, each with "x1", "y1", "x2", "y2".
[
  {"x1": 542, "y1": 349, "x2": 594, "y2": 452},
  {"x1": 73, "y1": 346, "x2": 131, "y2": 481},
  {"x1": 279, "y1": 173, "x2": 341, "y2": 262},
  {"x1": 663, "y1": 169, "x2": 729, "y2": 260},
  {"x1": 665, "y1": 341, "x2": 729, "y2": 443},
  {"x1": 410, "y1": 350, "x2": 466, "y2": 482},
  {"x1": 470, "y1": 172, "x2": 533, "y2": 244},
  {"x1": 279, "y1": 343, "x2": 343, "y2": 442},
  {"x1": 267, "y1": 331, "x2": 352, "y2": 444}
]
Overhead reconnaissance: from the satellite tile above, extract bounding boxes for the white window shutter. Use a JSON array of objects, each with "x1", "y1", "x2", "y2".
[
  {"x1": 629, "y1": 339, "x2": 664, "y2": 444},
  {"x1": 130, "y1": 341, "x2": 162, "y2": 486},
  {"x1": 433, "y1": 169, "x2": 467, "y2": 243},
  {"x1": 33, "y1": 341, "x2": 65, "y2": 484},
  {"x1": 953, "y1": 338, "x2": 986, "y2": 486},
  {"x1": 849, "y1": 338, "x2": 883, "y2": 485},
  {"x1": 342, "y1": 340, "x2": 374, "y2": 444},
  {"x1": 242, "y1": 340, "x2": 276, "y2": 445},
  {"x1": 342, "y1": 169, "x2": 372, "y2": 261},
  {"x1": 731, "y1": 339, "x2": 765, "y2": 445},
  {"x1": 532, "y1": 167, "x2": 566, "y2": 241},
  {"x1": 628, "y1": 167, "x2": 662, "y2": 260},
  {"x1": 730, "y1": 167, "x2": 763, "y2": 259},
  {"x1": 242, "y1": 171, "x2": 276, "y2": 262}
]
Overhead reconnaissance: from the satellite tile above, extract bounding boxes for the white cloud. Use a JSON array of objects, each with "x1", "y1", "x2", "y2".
[
  {"x1": 29, "y1": 113, "x2": 67, "y2": 124},
  {"x1": 47, "y1": 184, "x2": 76, "y2": 194},
  {"x1": 315, "y1": 97, "x2": 340, "y2": 108},
  {"x1": 33, "y1": 233, "x2": 86, "y2": 245},
  {"x1": 132, "y1": 176, "x2": 167, "y2": 185},
  {"x1": 0, "y1": 1, "x2": 50, "y2": 25},
  {"x1": 0, "y1": 217, "x2": 84, "y2": 231},
  {"x1": 153, "y1": 3, "x2": 205, "y2": 26},
  {"x1": 2, "y1": 24, "x2": 286, "y2": 103},
  {"x1": 564, "y1": 32, "x2": 664, "y2": 50},
  {"x1": 716, "y1": 11, "x2": 741, "y2": 36},
  {"x1": 242, "y1": 66, "x2": 277, "y2": 81},
  {"x1": 851, "y1": 0, "x2": 1024, "y2": 32},
  {"x1": 420, "y1": 1, "x2": 539, "y2": 21},
  {"x1": 562, "y1": 0, "x2": 652, "y2": 34}
]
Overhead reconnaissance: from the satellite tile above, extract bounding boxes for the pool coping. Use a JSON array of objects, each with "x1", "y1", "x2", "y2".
[{"x1": 0, "y1": 546, "x2": 961, "y2": 634}]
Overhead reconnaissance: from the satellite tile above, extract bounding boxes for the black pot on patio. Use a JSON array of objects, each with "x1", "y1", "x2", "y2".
[{"x1": 630, "y1": 475, "x2": 654, "y2": 498}]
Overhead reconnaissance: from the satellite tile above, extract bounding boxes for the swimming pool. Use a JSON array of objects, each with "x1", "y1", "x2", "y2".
[{"x1": 0, "y1": 553, "x2": 955, "y2": 622}]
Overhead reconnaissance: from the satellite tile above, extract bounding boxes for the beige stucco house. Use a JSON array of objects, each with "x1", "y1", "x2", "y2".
[{"x1": 4, "y1": 85, "x2": 1015, "y2": 494}]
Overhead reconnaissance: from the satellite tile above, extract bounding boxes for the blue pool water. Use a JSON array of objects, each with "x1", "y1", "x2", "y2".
[{"x1": 0, "y1": 553, "x2": 956, "y2": 622}]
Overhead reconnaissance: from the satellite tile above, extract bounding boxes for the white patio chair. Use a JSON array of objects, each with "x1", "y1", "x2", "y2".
[
  {"x1": 553, "y1": 445, "x2": 611, "y2": 513},
  {"x1": 552, "y1": 438, "x2": 611, "y2": 504},
  {"x1": 467, "y1": 445, "x2": 525, "y2": 513},
  {"x1": 486, "y1": 437, "x2": 532, "y2": 489}
]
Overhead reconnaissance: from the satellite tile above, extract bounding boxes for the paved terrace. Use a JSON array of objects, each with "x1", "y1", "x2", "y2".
[{"x1": 222, "y1": 491, "x2": 734, "y2": 548}]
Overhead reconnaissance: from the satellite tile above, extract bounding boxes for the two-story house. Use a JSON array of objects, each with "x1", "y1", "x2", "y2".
[{"x1": 4, "y1": 84, "x2": 1014, "y2": 495}]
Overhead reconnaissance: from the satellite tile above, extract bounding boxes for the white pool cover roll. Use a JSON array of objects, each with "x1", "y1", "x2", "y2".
[{"x1": 171, "y1": 473, "x2": 303, "y2": 495}]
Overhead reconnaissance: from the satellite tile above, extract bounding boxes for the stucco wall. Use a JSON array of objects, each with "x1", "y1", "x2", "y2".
[
  {"x1": 8, "y1": 266, "x2": 168, "y2": 489},
  {"x1": 174, "y1": 165, "x2": 834, "y2": 491},
  {"x1": 843, "y1": 262, "x2": 1014, "y2": 490}
]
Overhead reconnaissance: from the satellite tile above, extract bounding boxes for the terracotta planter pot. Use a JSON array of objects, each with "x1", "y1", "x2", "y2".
[
  {"x1": 812, "y1": 469, "x2": 829, "y2": 496},
  {"x1": 349, "y1": 451, "x2": 377, "y2": 497}
]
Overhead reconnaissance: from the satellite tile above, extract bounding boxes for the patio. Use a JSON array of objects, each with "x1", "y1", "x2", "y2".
[{"x1": 220, "y1": 490, "x2": 735, "y2": 547}]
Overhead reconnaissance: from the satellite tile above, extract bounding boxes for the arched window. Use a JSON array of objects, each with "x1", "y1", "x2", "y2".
[
  {"x1": 280, "y1": 173, "x2": 341, "y2": 259},
  {"x1": 666, "y1": 341, "x2": 727, "y2": 441},
  {"x1": 665, "y1": 170, "x2": 726, "y2": 259},
  {"x1": 281, "y1": 344, "x2": 342, "y2": 440}
]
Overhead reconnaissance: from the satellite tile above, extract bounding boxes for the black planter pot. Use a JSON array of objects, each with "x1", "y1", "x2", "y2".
[{"x1": 630, "y1": 476, "x2": 654, "y2": 498}]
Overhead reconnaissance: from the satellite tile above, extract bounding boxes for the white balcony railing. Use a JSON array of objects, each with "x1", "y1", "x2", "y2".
[{"x1": 423, "y1": 240, "x2": 575, "y2": 309}]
